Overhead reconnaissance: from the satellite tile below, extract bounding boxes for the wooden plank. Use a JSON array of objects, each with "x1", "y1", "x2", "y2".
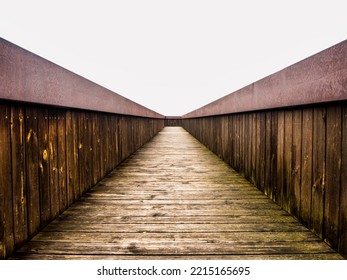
[
  {"x1": 243, "y1": 114, "x2": 249, "y2": 179},
  {"x1": 264, "y1": 111, "x2": 272, "y2": 196},
  {"x1": 235, "y1": 114, "x2": 240, "y2": 171},
  {"x1": 38, "y1": 108, "x2": 51, "y2": 227},
  {"x1": 312, "y1": 107, "x2": 326, "y2": 238},
  {"x1": 25, "y1": 107, "x2": 40, "y2": 237},
  {"x1": 85, "y1": 113, "x2": 92, "y2": 189},
  {"x1": 11, "y1": 253, "x2": 343, "y2": 260},
  {"x1": 283, "y1": 110, "x2": 293, "y2": 212},
  {"x1": 26, "y1": 231, "x2": 323, "y2": 243},
  {"x1": 91, "y1": 113, "x2": 99, "y2": 185},
  {"x1": 65, "y1": 111, "x2": 74, "y2": 205},
  {"x1": 291, "y1": 109, "x2": 302, "y2": 217},
  {"x1": 259, "y1": 112, "x2": 266, "y2": 191},
  {"x1": 239, "y1": 114, "x2": 245, "y2": 175},
  {"x1": 0, "y1": 105, "x2": 14, "y2": 258},
  {"x1": 48, "y1": 110, "x2": 59, "y2": 219},
  {"x1": 276, "y1": 110, "x2": 285, "y2": 206},
  {"x1": 78, "y1": 112, "x2": 86, "y2": 195},
  {"x1": 255, "y1": 113, "x2": 261, "y2": 187},
  {"x1": 57, "y1": 110, "x2": 67, "y2": 213},
  {"x1": 301, "y1": 108, "x2": 313, "y2": 227},
  {"x1": 10, "y1": 106, "x2": 28, "y2": 248},
  {"x1": 270, "y1": 111, "x2": 278, "y2": 201},
  {"x1": 340, "y1": 104, "x2": 347, "y2": 258},
  {"x1": 229, "y1": 115, "x2": 235, "y2": 168},
  {"x1": 250, "y1": 113, "x2": 257, "y2": 185},
  {"x1": 114, "y1": 116, "x2": 120, "y2": 167},
  {"x1": 324, "y1": 105, "x2": 342, "y2": 249}
]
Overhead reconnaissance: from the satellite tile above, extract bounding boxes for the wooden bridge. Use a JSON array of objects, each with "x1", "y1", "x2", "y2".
[{"x1": 1, "y1": 38, "x2": 347, "y2": 260}]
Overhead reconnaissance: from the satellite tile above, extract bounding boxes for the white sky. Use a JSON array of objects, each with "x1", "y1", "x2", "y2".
[{"x1": 1, "y1": 0, "x2": 347, "y2": 116}]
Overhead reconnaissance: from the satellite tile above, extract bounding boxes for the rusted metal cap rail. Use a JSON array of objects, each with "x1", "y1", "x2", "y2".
[
  {"x1": 183, "y1": 40, "x2": 347, "y2": 118},
  {"x1": 0, "y1": 38, "x2": 163, "y2": 118}
]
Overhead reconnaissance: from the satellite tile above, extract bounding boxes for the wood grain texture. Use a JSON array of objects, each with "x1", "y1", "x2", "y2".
[
  {"x1": 12, "y1": 127, "x2": 343, "y2": 260},
  {"x1": 0, "y1": 105, "x2": 14, "y2": 257}
]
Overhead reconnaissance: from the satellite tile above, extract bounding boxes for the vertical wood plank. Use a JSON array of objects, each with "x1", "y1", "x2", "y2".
[
  {"x1": 301, "y1": 108, "x2": 313, "y2": 227},
  {"x1": 65, "y1": 111, "x2": 74, "y2": 205},
  {"x1": 229, "y1": 115, "x2": 234, "y2": 168},
  {"x1": 240, "y1": 114, "x2": 245, "y2": 175},
  {"x1": 340, "y1": 104, "x2": 347, "y2": 257},
  {"x1": 244, "y1": 114, "x2": 250, "y2": 180},
  {"x1": 264, "y1": 111, "x2": 272, "y2": 196},
  {"x1": 283, "y1": 110, "x2": 293, "y2": 212},
  {"x1": 57, "y1": 110, "x2": 67, "y2": 213},
  {"x1": 10, "y1": 106, "x2": 28, "y2": 247},
  {"x1": 38, "y1": 108, "x2": 50, "y2": 226},
  {"x1": 49, "y1": 110, "x2": 59, "y2": 219},
  {"x1": 291, "y1": 109, "x2": 302, "y2": 217},
  {"x1": 0, "y1": 105, "x2": 14, "y2": 258},
  {"x1": 325, "y1": 105, "x2": 342, "y2": 249},
  {"x1": 312, "y1": 107, "x2": 326, "y2": 238},
  {"x1": 276, "y1": 111, "x2": 284, "y2": 206},
  {"x1": 114, "y1": 116, "x2": 119, "y2": 167},
  {"x1": 91, "y1": 113, "x2": 99, "y2": 185},
  {"x1": 251, "y1": 113, "x2": 257, "y2": 185},
  {"x1": 235, "y1": 114, "x2": 240, "y2": 172},
  {"x1": 259, "y1": 112, "x2": 266, "y2": 192},
  {"x1": 270, "y1": 111, "x2": 278, "y2": 201},
  {"x1": 25, "y1": 107, "x2": 40, "y2": 237},
  {"x1": 255, "y1": 113, "x2": 261, "y2": 188},
  {"x1": 78, "y1": 112, "x2": 86, "y2": 195},
  {"x1": 84, "y1": 113, "x2": 92, "y2": 190}
]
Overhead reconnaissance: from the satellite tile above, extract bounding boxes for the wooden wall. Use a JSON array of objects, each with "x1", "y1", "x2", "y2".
[
  {"x1": 0, "y1": 102, "x2": 164, "y2": 259},
  {"x1": 182, "y1": 102, "x2": 347, "y2": 258}
]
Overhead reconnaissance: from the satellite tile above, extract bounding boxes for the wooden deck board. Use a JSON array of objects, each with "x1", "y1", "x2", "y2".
[{"x1": 11, "y1": 127, "x2": 343, "y2": 259}]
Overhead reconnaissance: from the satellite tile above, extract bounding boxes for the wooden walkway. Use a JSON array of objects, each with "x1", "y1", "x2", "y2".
[{"x1": 12, "y1": 127, "x2": 343, "y2": 260}]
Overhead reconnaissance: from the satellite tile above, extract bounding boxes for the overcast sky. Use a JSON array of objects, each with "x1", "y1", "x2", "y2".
[{"x1": 1, "y1": 0, "x2": 347, "y2": 116}]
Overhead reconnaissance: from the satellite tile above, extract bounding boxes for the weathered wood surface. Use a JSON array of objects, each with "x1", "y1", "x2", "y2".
[
  {"x1": 12, "y1": 127, "x2": 343, "y2": 260},
  {"x1": 0, "y1": 103, "x2": 164, "y2": 259},
  {"x1": 183, "y1": 102, "x2": 347, "y2": 258}
]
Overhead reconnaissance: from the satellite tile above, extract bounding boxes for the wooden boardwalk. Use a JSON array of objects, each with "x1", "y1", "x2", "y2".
[{"x1": 12, "y1": 127, "x2": 343, "y2": 260}]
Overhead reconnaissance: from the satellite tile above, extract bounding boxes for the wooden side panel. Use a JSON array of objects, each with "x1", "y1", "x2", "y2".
[
  {"x1": 250, "y1": 113, "x2": 257, "y2": 185},
  {"x1": 91, "y1": 113, "x2": 99, "y2": 185},
  {"x1": 25, "y1": 107, "x2": 40, "y2": 237},
  {"x1": 49, "y1": 110, "x2": 59, "y2": 220},
  {"x1": 255, "y1": 113, "x2": 261, "y2": 187},
  {"x1": 270, "y1": 111, "x2": 278, "y2": 201},
  {"x1": 312, "y1": 107, "x2": 326, "y2": 238},
  {"x1": 275, "y1": 111, "x2": 284, "y2": 206},
  {"x1": 38, "y1": 108, "x2": 50, "y2": 227},
  {"x1": 226, "y1": 116, "x2": 232, "y2": 167},
  {"x1": 239, "y1": 114, "x2": 245, "y2": 175},
  {"x1": 301, "y1": 108, "x2": 313, "y2": 227},
  {"x1": 11, "y1": 106, "x2": 28, "y2": 247},
  {"x1": 259, "y1": 112, "x2": 266, "y2": 192},
  {"x1": 340, "y1": 104, "x2": 347, "y2": 257},
  {"x1": 324, "y1": 106, "x2": 342, "y2": 249},
  {"x1": 57, "y1": 110, "x2": 67, "y2": 213},
  {"x1": 264, "y1": 112, "x2": 272, "y2": 196},
  {"x1": 244, "y1": 114, "x2": 251, "y2": 180},
  {"x1": 78, "y1": 112, "x2": 86, "y2": 195},
  {"x1": 0, "y1": 105, "x2": 14, "y2": 257},
  {"x1": 283, "y1": 110, "x2": 293, "y2": 212},
  {"x1": 291, "y1": 109, "x2": 302, "y2": 217}
]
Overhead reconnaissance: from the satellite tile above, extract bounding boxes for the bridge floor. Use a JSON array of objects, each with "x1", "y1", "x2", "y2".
[{"x1": 13, "y1": 127, "x2": 343, "y2": 259}]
